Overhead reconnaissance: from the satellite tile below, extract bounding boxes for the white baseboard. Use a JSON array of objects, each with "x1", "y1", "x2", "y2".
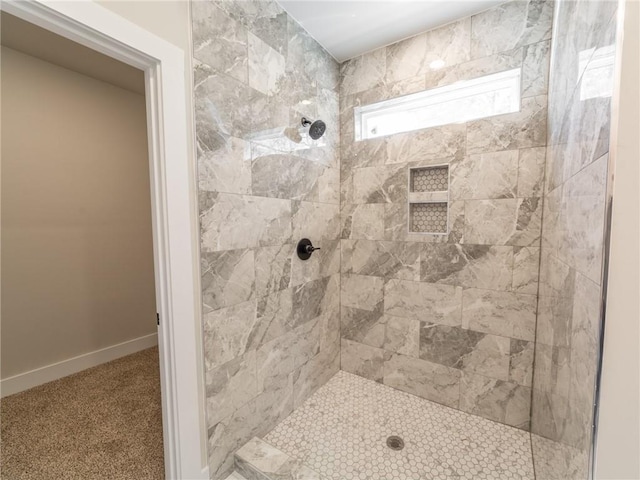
[{"x1": 0, "y1": 333, "x2": 158, "y2": 398}]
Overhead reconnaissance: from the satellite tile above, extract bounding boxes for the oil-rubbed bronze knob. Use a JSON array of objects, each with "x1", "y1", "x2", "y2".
[{"x1": 297, "y1": 238, "x2": 320, "y2": 260}]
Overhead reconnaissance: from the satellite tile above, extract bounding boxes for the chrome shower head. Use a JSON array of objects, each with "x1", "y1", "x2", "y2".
[{"x1": 301, "y1": 117, "x2": 326, "y2": 140}]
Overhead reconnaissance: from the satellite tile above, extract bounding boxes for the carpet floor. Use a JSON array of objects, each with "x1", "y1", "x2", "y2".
[{"x1": 1, "y1": 347, "x2": 164, "y2": 479}]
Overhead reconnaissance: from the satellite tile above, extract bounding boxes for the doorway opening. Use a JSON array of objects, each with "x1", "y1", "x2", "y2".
[
  {"x1": 0, "y1": 2, "x2": 207, "y2": 478},
  {"x1": 1, "y1": 11, "x2": 163, "y2": 478}
]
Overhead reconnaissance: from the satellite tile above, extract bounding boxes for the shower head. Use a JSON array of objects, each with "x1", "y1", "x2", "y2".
[{"x1": 301, "y1": 117, "x2": 326, "y2": 140}]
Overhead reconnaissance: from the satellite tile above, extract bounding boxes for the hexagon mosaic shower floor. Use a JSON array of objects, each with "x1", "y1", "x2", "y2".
[{"x1": 262, "y1": 371, "x2": 534, "y2": 480}]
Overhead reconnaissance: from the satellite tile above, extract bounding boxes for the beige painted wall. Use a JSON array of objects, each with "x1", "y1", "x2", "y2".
[
  {"x1": 1, "y1": 46, "x2": 156, "y2": 378},
  {"x1": 595, "y1": 1, "x2": 640, "y2": 478}
]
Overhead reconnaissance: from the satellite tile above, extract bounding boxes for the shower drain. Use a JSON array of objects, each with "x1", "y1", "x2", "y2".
[{"x1": 386, "y1": 436, "x2": 405, "y2": 451}]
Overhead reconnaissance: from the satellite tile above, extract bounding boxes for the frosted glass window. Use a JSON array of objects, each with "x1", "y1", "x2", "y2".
[{"x1": 354, "y1": 69, "x2": 521, "y2": 140}]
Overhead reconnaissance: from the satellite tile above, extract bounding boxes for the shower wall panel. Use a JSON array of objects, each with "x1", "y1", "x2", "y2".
[
  {"x1": 338, "y1": 0, "x2": 553, "y2": 429},
  {"x1": 530, "y1": 1, "x2": 620, "y2": 478},
  {"x1": 191, "y1": 2, "x2": 340, "y2": 477}
]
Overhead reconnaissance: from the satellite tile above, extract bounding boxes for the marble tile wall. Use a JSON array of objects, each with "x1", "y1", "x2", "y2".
[
  {"x1": 530, "y1": 1, "x2": 619, "y2": 478},
  {"x1": 192, "y1": 2, "x2": 340, "y2": 478},
  {"x1": 338, "y1": 0, "x2": 553, "y2": 430}
]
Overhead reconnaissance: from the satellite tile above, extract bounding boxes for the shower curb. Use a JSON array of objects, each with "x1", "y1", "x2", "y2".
[{"x1": 234, "y1": 437, "x2": 323, "y2": 480}]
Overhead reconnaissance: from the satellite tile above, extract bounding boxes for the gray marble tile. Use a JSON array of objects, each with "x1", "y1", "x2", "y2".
[
  {"x1": 384, "y1": 17, "x2": 472, "y2": 84},
  {"x1": 423, "y1": 17, "x2": 472, "y2": 70},
  {"x1": 320, "y1": 312, "x2": 341, "y2": 356},
  {"x1": 419, "y1": 323, "x2": 510, "y2": 380},
  {"x1": 537, "y1": 249, "x2": 575, "y2": 300},
  {"x1": 450, "y1": 150, "x2": 519, "y2": 200},
  {"x1": 340, "y1": 338, "x2": 387, "y2": 382},
  {"x1": 548, "y1": 93, "x2": 612, "y2": 190},
  {"x1": 530, "y1": 434, "x2": 590, "y2": 480},
  {"x1": 249, "y1": 288, "x2": 293, "y2": 349},
  {"x1": 341, "y1": 203, "x2": 385, "y2": 240},
  {"x1": 341, "y1": 239, "x2": 421, "y2": 281},
  {"x1": 467, "y1": 95, "x2": 548, "y2": 155},
  {"x1": 235, "y1": 437, "x2": 290, "y2": 478},
  {"x1": 292, "y1": 318, "x2": 323, "y2": 370},
  {"x1": 341, "y1": 274, "x2": 384, "y2": 311},
  {"x1": 349, "y1": 165, "x2": 407, "y2": 204},
  {"x1": 351, "y1": 75, "x2": 428, "y2": 109},
  {"x1": 291, "y1": 275, "x2": 336, "y2": 329},
  {"x1": 290, "y1": 239, "x2": 340, "y2": 287},
  {"x1": 208, "y1": 400, "x2": 260, "y2": 479},
  {"x1": 256, "y1": 321, "x2": 320, "y2": 394},
  {"x1": 198, "y1": 136, "x2": 252, "y2": 195},
  {"x1": 287, "y1": 16, "x2": 338, "y2": 91},
  {"x1": 201, "y1": 249, "x2": 255, "y2": 312},
  {"x1": 564, "y1": 272, "x2": 601, "y2": 450},
  {"x1": 291, "y1": 201, "x2": 340, "y2": 244},
  {"x1": 420, "y1": 244, "x2": 465, "y2": 285},
  {"x1": 462, "y1": 288, "x2": 538, "y2": 341},
  {"x1": 512, "y1": 246, "x2": 541, "y2": 294},
  {"x1": 460, "y1": 372, "x2": 532, "y2": 430},
  {"x1": 509, "y1": 339, "x2": 534, "y2": 387},
  {"x1": 464, "y1": 198, "x2": 542, "y2": 247},
  {"x1": 340, "y1": 306, "x2": 385, "y2": 350},
  {"x1": 425, "y1": 46, "x2": 523, "y2": 90},
  {"x1": 532, "y1": 343, "x2": 571, "y2": 399},
  {"x1": 250, "y1": 146, "x2": 330, "y2": 202},
  {"x1": 248, "y1": 32, "x2": 285, "y2": 96},
  {"x1": 254, "y1": 244, "x2": 292, "y2": 297},
  {"x1": 531, "y1": 387, "x2": 570, "y2": 443},
  {"x1": 316, "y1": 167, "x2": 340, "y2": 205},
  {"x1": 200, "y1": 192, "x2": 292, "y2": 251},
  {"x1": 453, "y1": 245, "x2": 514, "y2": 291},
  {"x1": 383, "y1": 315, "x2": 420, "y2": 358},
  {"x1": 252, "y1": 372, "x2": 295, "y2": 438},
  {"x1": 535, "y1": 298, "x2": 574, "y2": 349},
  {"x1": 203, "y1": 300, "x2": 257, "y2": 370},
  {"x1": 545, "y1": 1, "x2": 617, "y2": 146},
  {"x1": 340, "y1": 48, "x2": 386, "y2": 95},
  {"x1": 470, "y1": 0, "x2": 553, "y2": 59},
  {"x1": 206, "y1": 350, "x2": 258, "y2": 428},
  {"x1": 192, "y1": 2, "x2": 248, "y2": 83},
  {"x1": 517, "y1": 147, "x2": 546, "y2": 198},
  {"x1": 522, "y1": 40, "x2": 551, "y2": 97},
  {"x1": 383, "y1": 353, "x2": 461, "y2": 408},
  {"x1": 557, "y1": 155, "x2": 608, "y2": 283},
  {"x1": 194, "y1": 61, "x2": 256, "y2": 141},
  {"x1": 341, "y1": 136, "x2": 386, "y2": 172},
  {"x1": 213, "y1": 0, "x2": 288, "y2": 56},
  {"x1": 293, "y1": 339, "x2": 340, "y2": 408},
  {"x1": 533, "y1": 338, "x2": 569, "y2": 405},
  {"x1": 250, "y1": 88, "x2": 290, "y2": 135},
  {"x1": 235, "y1": 437, "x2": 323, "y2": 480},
  {"x1": 385, "y1": 125, "x2": 466, "y2": 165},
  {"x1": 385, "y1": 31, "x2": 428, "y2": 84},
  {"x1": 316, "y1": 88, "x2": 340, "y2": 145},
  {"x1": 384, "y1": 279, "x2": 462, "y2": 326},
  {"x1": 194, "y1": 1, "x2": 342, "y2": 472}
]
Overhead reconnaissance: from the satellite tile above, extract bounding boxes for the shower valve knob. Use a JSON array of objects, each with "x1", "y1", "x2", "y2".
[{"x1": 297, "y1": 238, "x2": 320, "y2": 260}]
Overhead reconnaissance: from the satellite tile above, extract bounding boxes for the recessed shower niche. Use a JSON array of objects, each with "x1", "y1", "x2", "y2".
[{"x1": 408, "y1": 165, "x2": 450, "y2": 234}]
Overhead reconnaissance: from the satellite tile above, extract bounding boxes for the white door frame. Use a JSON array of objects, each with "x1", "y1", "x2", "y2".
[{"x1": 0, "y1": 1, "x2": 208, "y2": 478}]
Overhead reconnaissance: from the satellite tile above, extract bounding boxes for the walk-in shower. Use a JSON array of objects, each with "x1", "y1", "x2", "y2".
[{"x1": 192, "y1": 0, "x2": 623, "y2": 477}]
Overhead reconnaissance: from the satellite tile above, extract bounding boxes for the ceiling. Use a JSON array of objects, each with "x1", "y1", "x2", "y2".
[
  {"x1": 1, "y1": 12, "x2": 145, "y2": 94},
  {"x1": 278, "y1": 0, "x2": 505, "y2": 62}
]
